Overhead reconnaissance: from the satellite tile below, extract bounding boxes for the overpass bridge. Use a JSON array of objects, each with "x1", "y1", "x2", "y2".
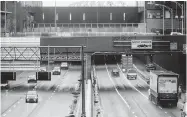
[{"x1": 1, "y1": 34, "x2": 186, "y2": 83}]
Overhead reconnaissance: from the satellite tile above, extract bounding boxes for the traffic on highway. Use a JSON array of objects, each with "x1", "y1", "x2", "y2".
[{"x1": 1, "y1": 1, "x2": 186, "y2": 117}]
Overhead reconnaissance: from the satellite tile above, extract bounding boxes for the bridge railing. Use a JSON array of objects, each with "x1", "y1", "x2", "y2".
[
  {"x1": 1, "y1": 32, "x2": 157, "y2": 37},
  {"x1": 24, "y1": 23, "x2": 146, "y2": 33}
]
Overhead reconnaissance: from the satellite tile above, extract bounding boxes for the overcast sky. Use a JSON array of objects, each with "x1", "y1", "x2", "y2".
[{"x1": 42, "y1": 1, "x2": 137, "y2": 7}]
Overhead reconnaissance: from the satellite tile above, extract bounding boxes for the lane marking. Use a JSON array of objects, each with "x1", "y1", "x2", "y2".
[
  {"x1": 105, "y1": 64, "x2": 131, "y2": 109},
  {"x1": 117, "y1": 63, "x2": 148, "y2": 100},
  {"x1": 165, "y1": 112, "x2": 167, "y2": 114},
  {"x1": 13, "y1": 105, "x2": 16, "y2": 108},
  {"x1": 3, "y1": 114, "x2": 6, "y2": 116},
  {"x1": 133, "y1": 64, "x2": 149, "y2": 86},
  {"x1": 8, "y1": 109, "x2": 11, "y2": 112}
]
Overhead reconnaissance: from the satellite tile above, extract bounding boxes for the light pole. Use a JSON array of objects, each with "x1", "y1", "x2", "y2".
[
  {"x1": 172, "y1": 1, "x2": 184, "y2": 34},
  {"x1": 148, "y1": 2, "x2": 174, "y2": 35}
]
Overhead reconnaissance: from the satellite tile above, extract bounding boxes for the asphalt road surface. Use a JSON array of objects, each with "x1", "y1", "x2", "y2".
[
  {"x1": 1, "y1": 65, "x2": 81, "y2": 117},
  {"x1": 95, "y1": 63, "x2": 181, "y2": 117}
]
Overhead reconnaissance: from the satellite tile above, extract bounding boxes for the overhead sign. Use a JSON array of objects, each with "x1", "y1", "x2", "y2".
[
  {"x1": 131, "y1": 40, "x2": 152, "y2": 49},
  {"x1": 170, "y1": 42, "x2": 178, "y2": 50},
  {"x1": 36, "y1": 72, "x2": 51, "y2": 81},
  {"x1": 41, "y1": 54, "x2": 86, "y2": 61},
  {"x1": 1, "y1": 72, "x2": 16, "y2": 81}
]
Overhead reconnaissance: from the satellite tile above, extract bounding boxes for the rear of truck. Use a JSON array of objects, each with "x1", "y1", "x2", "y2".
[{"x1": 149, "y1": 71, "x2": 179, "y2": 106}]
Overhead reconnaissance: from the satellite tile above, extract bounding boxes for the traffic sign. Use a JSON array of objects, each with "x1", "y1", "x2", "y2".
[
  {"x1": 131, "y1": 40, "x2": 152, "y2": 49},
  {"x1": 170, "y1": 42, "x2": 178, "y2": 50},
  {"x1": 1, "y1": 72, "x2": 16, "y2": 81},
  {"x1": 36, "y1": 72, "x2": 51, "y2": 81}
]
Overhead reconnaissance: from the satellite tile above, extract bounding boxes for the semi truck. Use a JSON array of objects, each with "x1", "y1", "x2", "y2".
[{"x1": 148, "y1": 70, "x2": 179, "y2": 107}]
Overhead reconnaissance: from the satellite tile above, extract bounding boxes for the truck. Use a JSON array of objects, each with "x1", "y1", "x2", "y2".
[
  {"x1": 121, "y1": 54, "x2": 133, "y2": 72},
  {"x1": 148, "y1": 70, "x2": 179, "y2": 107}
]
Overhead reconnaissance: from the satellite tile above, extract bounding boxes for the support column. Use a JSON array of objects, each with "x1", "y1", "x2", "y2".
[{"x1": 86, "y1": 53, "x2": 92, "y2": 81}]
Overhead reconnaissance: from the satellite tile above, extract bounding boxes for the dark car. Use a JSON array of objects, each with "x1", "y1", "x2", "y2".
[
  {"x1": 111, "y1": 69, "x2": 120, "y2": 77},
  {"x1": 145, "y1": 63, "x2": 156, "y2": 72},
  {"x1": 52, "y1": 67, "x2": 61, "y2": 75},
  {"x1": 25, "y1": 91, "x2": 38, "y2": 103}
]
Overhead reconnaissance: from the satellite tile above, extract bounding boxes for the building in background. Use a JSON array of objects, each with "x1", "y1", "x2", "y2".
[
  {"x1": 137, "y1": 1, "x2": 186, "y2": 34},
  {"x1": 0, "y1": 1, "x2": 42, "y2": 34}
]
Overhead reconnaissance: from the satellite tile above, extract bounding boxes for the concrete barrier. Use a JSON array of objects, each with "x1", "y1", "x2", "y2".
[{"x1": 86, "y1": 79, "x2": 92, "y2": 117}]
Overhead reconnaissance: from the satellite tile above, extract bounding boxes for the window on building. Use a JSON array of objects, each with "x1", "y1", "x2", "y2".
[
  {"x1": 147, "y1": 10, "x2": 161, "y2": 19},
  {"x1": 70, "y1": 13, "x2": 71, "y2": 21},
  {"x1": 123, "y1": 13, "x2": 125, "y2": 21},
  {"x1": 83, "y1": 13, "x2": 85, "y2": 21},
  {"x1": 165, "y1": 11, "x2": 171, "y2": 18},
  {"x1": 110, "y1": 13, "x2": 112, "y2": 20}
]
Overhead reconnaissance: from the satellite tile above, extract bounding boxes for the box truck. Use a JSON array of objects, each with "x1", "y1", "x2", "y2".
[{"x1": 148, "y1": 70, "x2": 179, "y2": 107}]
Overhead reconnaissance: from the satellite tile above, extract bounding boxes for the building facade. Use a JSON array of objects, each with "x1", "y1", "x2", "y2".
[{"x1": 137, "y1": 1, "x2": 186, "y2": 34}]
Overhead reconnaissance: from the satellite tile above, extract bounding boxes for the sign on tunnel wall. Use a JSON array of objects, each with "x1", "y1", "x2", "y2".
[{"x1": 131, "y1": 40, "x2": 152, "y2": 49}]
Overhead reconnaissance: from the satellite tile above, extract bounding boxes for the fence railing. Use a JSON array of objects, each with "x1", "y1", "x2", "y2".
[{"x1": 24, "y1": 23, "x2": 146, "y2": 33}]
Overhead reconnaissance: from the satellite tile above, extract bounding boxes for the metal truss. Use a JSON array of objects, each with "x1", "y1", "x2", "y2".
[{"x1": 1, "y1": 46, "x2": 86, "y2": 61}]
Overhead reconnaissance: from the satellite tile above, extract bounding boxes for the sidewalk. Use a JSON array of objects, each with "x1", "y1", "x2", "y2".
[{"x1": 133, "y1": 57, "x2": 186, "y2": 109}]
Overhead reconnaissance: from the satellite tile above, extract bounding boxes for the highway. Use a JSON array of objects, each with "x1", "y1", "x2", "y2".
[
  {"x1": 1, "y1": 65, "x2": 81, "y2": 117},
  {"x1": 94, "y1": 60, "x2": 181, "y2": 117}
]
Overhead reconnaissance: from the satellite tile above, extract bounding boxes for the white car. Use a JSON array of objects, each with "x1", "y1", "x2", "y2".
[
  {"x1": 127, "y1": 69, "x2": 137, "y2": 80},
  {"x1": 25, "y1": 91, "x2": 38, "y2": 103},
  {"x1": 52, "y1": 67, "x2": 61, "y2": 75},
  {"x1": 61, "y1": 62, "x2": 68, "y2": 69},
  {"x1": 40, "y1": 67, "x2": 46, "y2": 72},
  {"x1": 28, "y1": 75, "x2": 37, "y2": 83},
  {"x1": 170, "y1": 32, "x2": 183, "y2": 35}
]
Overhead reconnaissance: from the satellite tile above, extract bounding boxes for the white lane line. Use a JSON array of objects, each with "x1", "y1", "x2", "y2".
[
  {"x1": 132, "y1": 112, "x2": 135, "y2": 114},
  {"x1": 133, "y1": 64, "x2": 149, "y2": 86},
  {"x1": 165, "y1": 112, "x2": 167, "y2": 114},
  {"x1": 8, "y1": 109, "x2": 11, "y2": 112},
  {"x1": 17, "y1": 101, "x2": 20, "y2": 104},
  {"x1": 117, "y1": 63, "x2": 148, "y2": 100},
  {"x1": 105, "y1": 64, "x2": 131, "y2": 109},
  {"x1": 3, "y1": 114, "x2": 6, "y2": 116},
  {"x1": 13, "y1": 105, "x2": 16, "y2": 108}
]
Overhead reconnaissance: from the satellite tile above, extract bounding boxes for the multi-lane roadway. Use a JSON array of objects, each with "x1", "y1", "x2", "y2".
[
  {"x1": 1, "y1": 65, "x2": 82, "y2": 117},
  {"x1": 94, "y1": 57, "x2": 181, "y2": 117}
]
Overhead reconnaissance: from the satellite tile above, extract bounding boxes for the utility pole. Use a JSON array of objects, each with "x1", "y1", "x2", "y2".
[{"x1": 81, "y1": 46, "x2": 86, "y2": 117}]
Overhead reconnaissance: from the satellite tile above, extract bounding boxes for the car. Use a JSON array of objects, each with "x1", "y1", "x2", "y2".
[
  {"x1": 145, "y1": 63, "x2": 156, "y2": 72},
  {"x1": 137, "y1": 44, "x2": 148, "y2": 48},
  {"x1": 111, "y1": 69, "x2": 120, "y2": 77},
  {"x1": 28, "y1": 75, "x2": 37, "y2": 83},
  {"x1": 127, "y1": 69, "x2": 137, "y2": 80},
  {"x1": 25, "y1": 91, "x2": 38, "y2": 103},
  {"x1": 170, "y1": 32, "x2": 183, "y2": 35},
  {"x1": 40, "y1": 67, "x2": 46, "y2": 72},
  {"x1": 61, "y1": 62, "x2": 68, "y2": 69},
  {"x1": 52, "y1": 67, "x2": 61, "y2": 75}
]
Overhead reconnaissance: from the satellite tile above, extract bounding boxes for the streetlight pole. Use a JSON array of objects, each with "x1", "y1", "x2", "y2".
[
  {"x1": 171, "y1": 1, "x2": 184, "y2": 34},
  {"x1": 163, "y1": 6, "x2": 165, "y2": 35},
  {"x1": 81, "y1": 46, "x2": 86, "y2": 117},
  {"x1": 55, "y1": 1, "x2": 57, "y2": 32}
]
